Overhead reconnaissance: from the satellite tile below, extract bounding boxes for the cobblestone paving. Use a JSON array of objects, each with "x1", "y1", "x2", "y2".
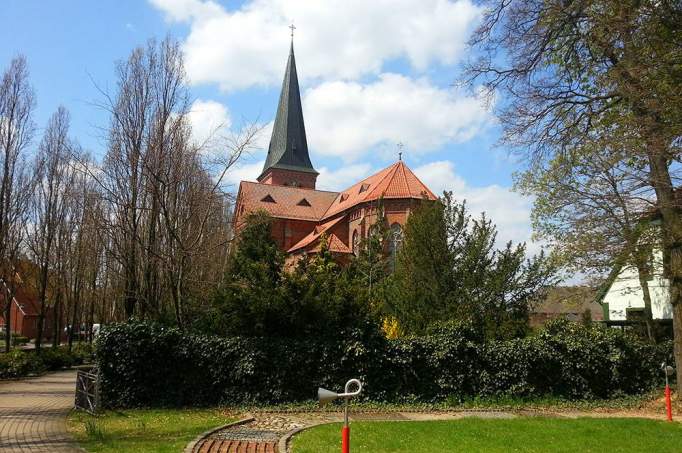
[
  {"x1": 194, "y1": 416, "x2": 298, "y2": 453},
  {"x1": 0, "y1": 370, "x2": 81, "y2": 452},
  {"x1": 193, "y1": 410, "x2": 518, "y2": 453}
]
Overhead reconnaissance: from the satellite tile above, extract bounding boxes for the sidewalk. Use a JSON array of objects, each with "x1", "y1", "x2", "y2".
[{"x1": 0, "y1": 370, "x2": 81, "y2": 452}]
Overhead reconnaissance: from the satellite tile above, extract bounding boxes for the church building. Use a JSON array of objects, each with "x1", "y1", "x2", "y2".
[{"x1": 233, "y1": 41, "x2": 438, "y2": 261}]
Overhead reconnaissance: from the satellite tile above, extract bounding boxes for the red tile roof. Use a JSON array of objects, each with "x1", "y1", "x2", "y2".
[
  {"x1": 236, "y1": 161, "x2": 437, "y2": 232},
  {"x1": 322, "y1": 234, "x2": 352, "y2": 254},
  {"x1": 322, "y1": 161, "x2": 437, "y2": 219},
  {"x1": 236, "y1": 181, "x2": 338, "y2": 222},
  {"x1": 288, "y1": 216, "x2": 346, "y2": 252}
]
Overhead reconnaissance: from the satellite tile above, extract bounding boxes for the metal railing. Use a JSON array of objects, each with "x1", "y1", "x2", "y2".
[{"x1": 74, "y1": 368, "x2": 100, "y2": 414}]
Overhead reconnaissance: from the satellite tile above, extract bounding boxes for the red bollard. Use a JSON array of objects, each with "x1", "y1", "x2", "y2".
[
  {"x1": 665, "y1": 385, "x2": 673, "y2": 422},
  {"x1": 342, "y1": 425, "x2": 350, "y2": 453}
]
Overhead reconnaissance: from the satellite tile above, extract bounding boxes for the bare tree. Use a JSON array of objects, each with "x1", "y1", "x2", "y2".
[
  {"x1": 90, "y1": 37, "x2": 256, "y2": 326},
  {"x1": 27, "y1": 106, "x2": 77, "y2": 352},
  {"x1": 0, "y1": 56, "x2": 34, "y2": 352}
]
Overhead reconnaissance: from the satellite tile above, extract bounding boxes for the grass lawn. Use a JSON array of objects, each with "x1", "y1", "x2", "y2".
[
  {"x1": 67, "y1": 408, "x2": 236, "y2": 453},
  {"x1": 292, "y1": 417, "x2": 682, "y2": 453}
]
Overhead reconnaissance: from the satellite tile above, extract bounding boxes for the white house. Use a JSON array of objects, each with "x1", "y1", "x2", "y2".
[{"x1": 601, "y1": 250, "x2": 673, "y2": 321}]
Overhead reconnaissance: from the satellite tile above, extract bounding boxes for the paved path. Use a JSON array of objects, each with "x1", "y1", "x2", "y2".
[
  {"x1": 192, "y1": 411, "x2": 518, "y2": 453},
  {"x1": 0, "y1": 370, "x2": 81, "y2": 452}
]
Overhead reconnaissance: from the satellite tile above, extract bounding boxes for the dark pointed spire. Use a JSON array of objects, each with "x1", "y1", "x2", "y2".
[{"x1": 258, "y1": 40, "x2": 317, "y2": 181}]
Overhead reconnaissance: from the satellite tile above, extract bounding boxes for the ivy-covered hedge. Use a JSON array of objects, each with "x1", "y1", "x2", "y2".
[{"x1": 96, "y1": 320, "x2": 672, "y2": 408}]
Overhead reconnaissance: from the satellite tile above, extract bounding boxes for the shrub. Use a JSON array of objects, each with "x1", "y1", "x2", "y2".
[
  {"x1": 10, "y1": 334, "x2": 29, "y2": 345},
  {"x1": 0, "y1": 346, "x2": 90, "y2": 379},
  {"x1": 40, "y1": 348, "x2": 76, "y2": 370},
  {"x1": 96, "y1": 319, "x2": 671, "y2": 408},
  {"x1": 0, "y1": 350, "x2": 45, "y2": 379}
]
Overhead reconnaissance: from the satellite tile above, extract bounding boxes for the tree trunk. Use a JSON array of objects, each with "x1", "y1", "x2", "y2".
[
  {"x1": 636, "y1": 264, "x2": 656, "y2": 342},
  {"x1": 35, "y1": 262, "x2": 49, "y2": 353},
  {"x1": 68, "y1": 297, "x2": 78, "y2": 352},
  {"x1": 648, "y1": 148, "x2": 682, "y2": 389},
  {"x1": 3, "y1": 284, "x2": 10, "y2": 352},
  {"x1": 51, "y1": 293, "x2": 60, "y2": 349}
]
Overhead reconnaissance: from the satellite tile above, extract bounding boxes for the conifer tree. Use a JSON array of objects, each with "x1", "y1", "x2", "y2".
[
  {"x1": 385, "y1": 192, "x2": 556, "y2": 338},
  {"x1": 209, "y1": 211, "x2": 284, "y2": 336}
]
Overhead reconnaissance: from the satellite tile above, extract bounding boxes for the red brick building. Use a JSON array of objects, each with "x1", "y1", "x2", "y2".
[
  {"x1": 233, "y1": 42, "x2": 437, "y2": 259},
  {"x1": 0, "y1": 274, "x2": 59, "y2": 340}
]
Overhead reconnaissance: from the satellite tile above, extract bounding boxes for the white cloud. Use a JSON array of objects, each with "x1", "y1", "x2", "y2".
[
  {"x1": 316, "y1": 163, "x2": 374, "y2": 192},
  {"x1": 414, "y1": 160, "x2": 539, "y2": 253},
  {"x1": 188, "y1": 99, "x2": 232, "y2": 147},
  {"x1": 149, "y1": 0, "x2": 482, "y2": 91},
  {"x1": 224, "y1": 159, "x2": 264, "y2": 190},
  {"x1": 251, "y1": 121, "x2": 274, "y2": 154},
  {"x1": 304, "y1": 74, "x2": 491, "y2": 162},
  {"x1": 149, "y1": 0, "x2": 224, "y2": 22}
]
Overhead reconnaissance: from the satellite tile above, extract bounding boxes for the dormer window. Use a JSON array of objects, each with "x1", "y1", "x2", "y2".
[
  {"x1": 339, "y1": 193, "x2": 349, "y2": 202},
  {"x1": 359, "y1": 183, "x2": 370, "y2": 193},
  {"x1": 297, "y1": 198, "x2": 311, "y2": 207},
  {"x1": 260, "y1": 194, "x2": 276, "y2": 203}
]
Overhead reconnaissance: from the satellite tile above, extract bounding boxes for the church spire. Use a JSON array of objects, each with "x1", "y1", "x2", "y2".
[{"x1": 258, "y1": 32, "x2": 317, "y2": 185}]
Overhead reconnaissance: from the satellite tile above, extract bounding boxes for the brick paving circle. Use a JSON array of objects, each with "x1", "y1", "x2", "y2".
[{"x1": 0, "y1": 370, "x2": 81, "y2": 452}]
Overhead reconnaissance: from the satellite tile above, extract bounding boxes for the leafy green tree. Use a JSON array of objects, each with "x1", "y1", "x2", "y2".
[
  {"x1": 384, "y1": 196, "x2": 453, "y2": 335},
  {"x1": 466, "y1": 0, "x2": 682, "y2": 383},
  {"x1": 517, "y1": 145, "x2": 660, "y2": 340},
  {"x1": 285, "y1": 235, "x2": 376, "y2": 337},
  {"x1": 205, "y1": 211, "x2": 285, "y2": 336},
  {"x1": 347, "y1": 203, "x2": 392, "y2": 313},
  {"x1": 204, "y1": 215, "x2": 375, "y2": 338},
  {"x1": 385, "y1": 192, "x2": 557, "y2": 338}
]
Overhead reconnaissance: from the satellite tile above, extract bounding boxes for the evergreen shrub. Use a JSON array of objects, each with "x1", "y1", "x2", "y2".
[
  {"x1": 0, "y1": 346, "x2": 91, "y2": 379},
  {"x1": 96, "y1": 319, "x2": 672, "y2": 408},
  {"x1": 0, "y1": 350, "x2": 46, "y2": 378}
]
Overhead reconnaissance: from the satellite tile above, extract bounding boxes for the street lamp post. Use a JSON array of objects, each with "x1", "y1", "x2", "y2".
[
  {"x1": 318, "y1": 379, "x2": 363, "y2": 453},
  {"x1": 662, "y1": 363, "x2": 674, "y2": 421}
]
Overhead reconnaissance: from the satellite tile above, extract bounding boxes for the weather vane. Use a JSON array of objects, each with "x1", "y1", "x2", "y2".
[
  {"x1": 397, "y1": 142, "x2": 404, "y2": 161},
  {"x1": 289, "y1": 23, "x2": 296, "y2": 38}
]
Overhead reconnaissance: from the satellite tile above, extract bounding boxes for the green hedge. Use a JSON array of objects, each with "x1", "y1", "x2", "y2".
[
  {"x1": 0, "y1": 345, "x2": 93, "y2": 379},
  {"x1": 96, "y1": 320, "x2": 672, "y2": 408}
]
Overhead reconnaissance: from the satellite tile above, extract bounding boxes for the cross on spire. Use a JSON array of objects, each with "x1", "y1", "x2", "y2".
[
  {"x1": 289, "y1": 23, "x2": 296, "y2": 38},
  {"x1": 397, "y1": 142, "x2": 404, "y2": 161}
]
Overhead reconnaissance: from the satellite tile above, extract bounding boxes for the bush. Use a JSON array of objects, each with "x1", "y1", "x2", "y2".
[
  {"x1": 11, "y1": 334, "x2": 29, "y2": 345},
  {"x1": 0, "y1": 346, "x2": 90, "y2": 379},
  {"x1": 40, "y1": 348, "x2": 76, "y2": 370},
  {"x1": 0, "y1": 350, "x2": 46, "y2": 379},
  {"x1": 96, "y1": 319, "x2": 671, "y2": 408}
]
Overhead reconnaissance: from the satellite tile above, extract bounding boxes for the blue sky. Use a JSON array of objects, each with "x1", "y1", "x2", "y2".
[{"x1": 0, "y1": 0, "x2": 535, "y2": 249}]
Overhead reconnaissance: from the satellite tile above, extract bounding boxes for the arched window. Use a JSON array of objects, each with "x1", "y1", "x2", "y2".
[
  {"x1": 389, "y1": 223, "x2": 403, "y2": 255},
  {"x1": 352, "y1": 230, "x2": 359, "y2": 255}
]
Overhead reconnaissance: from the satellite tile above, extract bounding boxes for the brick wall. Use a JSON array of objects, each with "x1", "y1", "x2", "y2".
[
  {"x1": 271, "y1": 218, "x2": 318, "y2": 251},
  {"x1": 258, "y1": 168, "x2": 318, "y2": 189}
]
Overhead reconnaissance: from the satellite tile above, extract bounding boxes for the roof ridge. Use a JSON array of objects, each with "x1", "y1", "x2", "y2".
[
  {"x1": 366, "y1": 161, "x2": 400, "y2": 199},
  {"x1": 404, "y1": 162, "x2": 439, "y2": 199},
  {"x1": 241, "y1": 180, "x2": 339, "y2": 195}
]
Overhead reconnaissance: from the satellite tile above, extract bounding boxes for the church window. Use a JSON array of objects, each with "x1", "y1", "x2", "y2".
[
  {"x1": 260, "y1": 194, "x2": 276, "y2": 203},
  {"x1": 352, "y1": 230, "x2": 359, "y2": 255},
  {"x1": 389, "y1": 223, "x2": 403, "y2": 270},
  {"x1": 389, "y1": 223, "x2": 403, "y2": 254},
  {"x1": 297, "y1": 198, "x2": 311, "y2": 207}
]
